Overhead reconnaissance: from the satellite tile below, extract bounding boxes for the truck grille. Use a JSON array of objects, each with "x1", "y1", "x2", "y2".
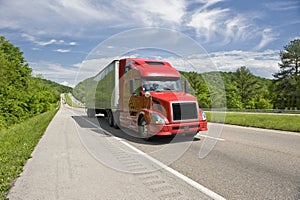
[{"x1": 171, "y1": 102, "x2": 198, "y2": 121}]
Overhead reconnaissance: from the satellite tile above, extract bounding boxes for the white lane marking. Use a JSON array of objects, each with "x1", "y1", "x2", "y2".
[
  {"x1": 197, "y1": 134, "x2": 225, "y2": 141},
  {"x1": 80, "y1": 116, "x2": 226, "y2": 200}
]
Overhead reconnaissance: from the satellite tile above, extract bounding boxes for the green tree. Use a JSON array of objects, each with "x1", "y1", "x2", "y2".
[
  {"x1": 181, "y1": 72, "x2": 212, "y2": 108},
  {"x1": 0, "y1": 36, "x2": 62, "y2": 129},
  {"x1": 233, "y1": 66, "x2": 259, "y2": 108},
  {"x1": 0, "y1": 36, "x2": 32, "y2": 90},
  {"x1": 0, "y1": 36, "x2": 32, "y2": 127},
  {"x1": 225, "y1": 82, "x2": 243, "y2": 109},
  {"x1": 273, "y1": 39, "x2": 300, "y2": 109},
  {"x1": 202, "y1": 72, "x2": 226, "y2": 108}
]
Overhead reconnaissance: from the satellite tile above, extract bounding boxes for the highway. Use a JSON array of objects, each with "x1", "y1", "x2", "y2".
[{"x1": 8, "y1": 105, "x2": 300, "y2": 200}]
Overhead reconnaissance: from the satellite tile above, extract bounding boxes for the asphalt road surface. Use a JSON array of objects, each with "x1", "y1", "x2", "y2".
[{"x1": 8, "y1": 104, "x2": 300, "y2": 200}]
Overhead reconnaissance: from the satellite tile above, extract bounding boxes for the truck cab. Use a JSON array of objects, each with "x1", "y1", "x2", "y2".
[{"x1": 117, "y1": 58, "x2": 207, "y2": 139}]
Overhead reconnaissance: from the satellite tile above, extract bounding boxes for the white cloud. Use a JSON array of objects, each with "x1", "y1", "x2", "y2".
[
  {"x1": 0, "y1": 0, "x2": 116, "y2": 37},
  {"x1": 253, "y1": 28, "x2": 279, "y2": 50},
  {"x1": 208, "y1": 50, "x2": 280, "y2": 78},
  {"x1": 123, "y1": 0, "x2": 186, "y2": 26},
  {"x1": 29, "y1": 61, "x2": 78, "y2": 86},
  {"x1": 38, "y1": 39, "x2": 57, "y2": 46},
  {"x1": 2, "y1": 0, "x2": 276, "y2": 50},
  {"x1": 60, "y1": 81, "x2": 73, "y2": 87},
  {"x1": 223, "y1": 14, "x2": 256, "y2": 45},
  {"x1": 73, "y1": 57, "x2": 114, "y2": 83},
  {"x1": 168, "y1": 50, "x2": 280, "y2": 79},
  {"x1": 187, "y1": 8, "x2": 229, "y2": 42},
  {"x1": 52, "y1": 0, "x2": 114, "y2": 21},
  {"x1": 0, "y1": 1, "x2": 205, "y2": 39},
  {"x1": 265, "y1": 1, "x2": 300, "y2": 11},
  {"x1": 55, "y1": 49, "x2": 71, "y2": 53},
  {"x1": 21, "y1": 34, "x2": 53, "y2": 46},
  {"x1": 21, "y1": 33, "x2": 77, "y2": 47},
  {"x1": 186, "y1": 0, "x2": 264, "y2": 45},
  {"x1": 69, "y1": 42, "x2": 77, "y2": 46}
]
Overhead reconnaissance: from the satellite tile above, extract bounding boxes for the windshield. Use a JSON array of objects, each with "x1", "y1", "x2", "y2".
[{"x1": 142, "y1": 78, "x2": 183, "y2": 92}]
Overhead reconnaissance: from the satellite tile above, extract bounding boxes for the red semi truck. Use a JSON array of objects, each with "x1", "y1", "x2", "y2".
[{"x1": 86, "y1": 58, "x2": 207, "y2": 139}]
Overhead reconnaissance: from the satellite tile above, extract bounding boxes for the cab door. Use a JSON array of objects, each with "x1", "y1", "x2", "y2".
[{"x1": 119, "y1": 65, "x2": 141, "y2": 129}]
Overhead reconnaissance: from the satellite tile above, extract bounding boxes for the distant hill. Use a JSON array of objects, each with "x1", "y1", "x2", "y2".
[{"x1": 36, "y1": 78, "x2": 73, "y2": 94}]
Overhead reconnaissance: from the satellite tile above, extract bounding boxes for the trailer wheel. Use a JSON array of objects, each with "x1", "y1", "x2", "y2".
[
  {"x1": 138, "y1": 117, "x2": 151, "y2": 141},
  {"x1": 107, "y1": 110, "x2": 114, "y2": 127}
]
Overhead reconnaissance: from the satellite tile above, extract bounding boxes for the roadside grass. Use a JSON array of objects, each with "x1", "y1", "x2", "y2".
[
  {"x1": 64, "y1": 93, "x2": 84, "y2": 108},
  {"x1": 0, "y1": 109, "x2": 58, "y2": 200},
  {"x1": 206, "y1": 112, "x2": 300, "y2": 132}
]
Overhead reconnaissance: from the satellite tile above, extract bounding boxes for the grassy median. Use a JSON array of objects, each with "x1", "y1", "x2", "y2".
[
  {"x1": 0, "y1": 109, "x2": 58, "y2": 200},
  {"x1": 206, "y1": 111, "x2": 300, "y2": 132}
]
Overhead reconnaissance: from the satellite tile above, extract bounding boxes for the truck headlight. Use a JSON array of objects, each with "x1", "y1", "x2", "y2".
[
  {"x1": 151, "y1": 113, "x2": 166, "y2": 125},
  {"x1": 200, "y1": 110, "x2": 207, "y2": 121}
]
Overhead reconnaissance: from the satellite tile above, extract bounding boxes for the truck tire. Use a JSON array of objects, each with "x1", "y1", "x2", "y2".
[
  {"x1": 87, "y1": 108, "x2": 95, "y2": 118},
  {"x1": 138, "y1": 117, "x2": 151, "y2": 141},
  {"x1": 113, "y1": 111, "x2": 119, "y2": 129},
  {"x1": 107, "y1": 110, "x2": 114, "y2": 127}
]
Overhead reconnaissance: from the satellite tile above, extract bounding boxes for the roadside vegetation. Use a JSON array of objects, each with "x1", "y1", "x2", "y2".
[
  {"x1": 206, "y1": 112, "x2": 300, "y2": 132},
  {"x1": 0, "y1": 109, "x2": 58, "y2": 199}
]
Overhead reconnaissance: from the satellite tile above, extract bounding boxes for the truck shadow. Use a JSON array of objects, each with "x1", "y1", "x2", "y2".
[
  {"x1": 94, "y1": 116, "x2": 201, "y2": 145},
  {"x1": 72, "y1": 115, "x2": 200, "y2": 145}
]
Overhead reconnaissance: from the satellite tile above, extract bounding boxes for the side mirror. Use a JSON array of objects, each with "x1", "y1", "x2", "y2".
[{"x1": 184, "y1": 79, "x2": 189, "y2": 93}]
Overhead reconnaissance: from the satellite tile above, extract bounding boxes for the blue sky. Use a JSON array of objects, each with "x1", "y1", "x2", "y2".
[{"x1": 0, "y1": 0, "x2": 299, "y2": 87}]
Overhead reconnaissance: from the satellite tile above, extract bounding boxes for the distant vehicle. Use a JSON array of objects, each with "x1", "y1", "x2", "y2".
[{"x1": 86, "y1": 58, "x2": 207, "y2": 139}]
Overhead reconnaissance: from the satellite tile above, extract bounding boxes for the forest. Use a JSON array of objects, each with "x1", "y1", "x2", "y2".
[
  {"x1": 181, "y1": 69, "x2": 275, "y2": 109},
  {"x1": 0, "y1": 36, "x2": 72, "y2": 129}
]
